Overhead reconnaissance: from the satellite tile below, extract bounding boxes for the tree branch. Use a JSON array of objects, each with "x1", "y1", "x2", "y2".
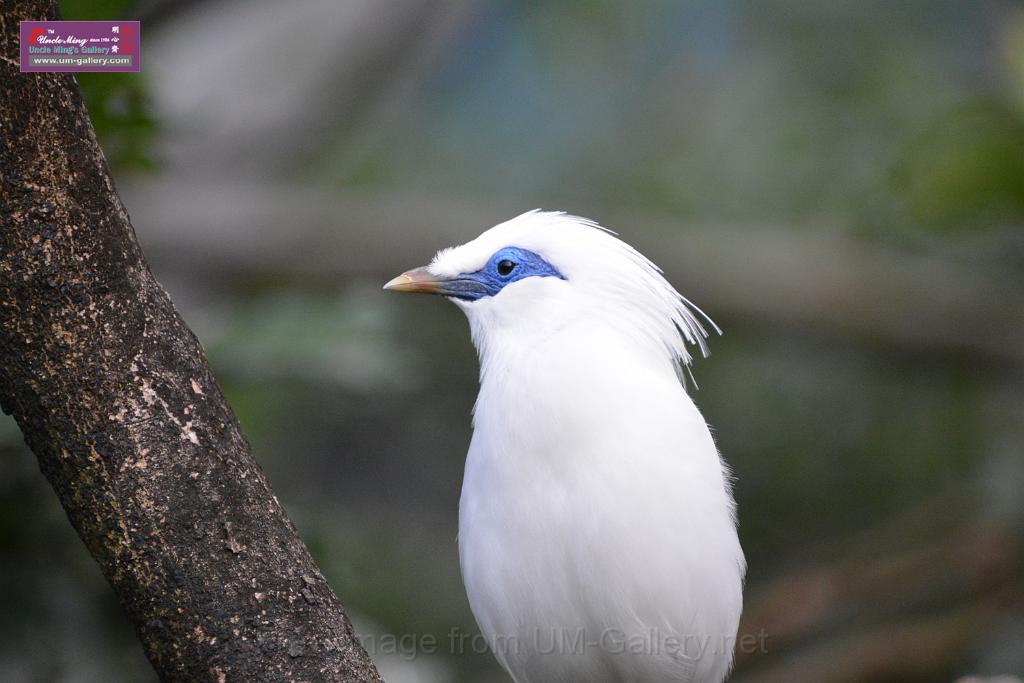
[{"x1": 0, "y1": 3, "x2": 383, "y2": 681}]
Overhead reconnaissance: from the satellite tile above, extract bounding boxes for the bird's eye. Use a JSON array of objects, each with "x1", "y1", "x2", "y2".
[{"x1": 496, "y1": 259, "x2": 516, "y2": 276}]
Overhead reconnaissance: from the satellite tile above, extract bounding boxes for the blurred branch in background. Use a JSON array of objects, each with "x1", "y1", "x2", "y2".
[
  {"x1": 734, "y1": 488, "x2": 1024, "y2": 682},
  {"x1": 123, "y1": 179, "x2": 1024, "y2": 365},
  {"x1": 142, "y1": 0, "x2": 477, "y2": 178}
]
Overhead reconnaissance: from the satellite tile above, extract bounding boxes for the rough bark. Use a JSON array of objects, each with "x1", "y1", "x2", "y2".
[{"x1": 0, "y1": 3, "x2": 384, "y2": 681}]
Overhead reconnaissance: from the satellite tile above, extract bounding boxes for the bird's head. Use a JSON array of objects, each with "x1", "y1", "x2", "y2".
[{"x1": 384, "y1": 210, "x2": 717, "y2": 370}]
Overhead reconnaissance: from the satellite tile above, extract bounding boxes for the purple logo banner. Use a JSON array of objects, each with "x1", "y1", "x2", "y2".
[{"x1": 20, "y1": 21, "x2": 140, "y2": 73}]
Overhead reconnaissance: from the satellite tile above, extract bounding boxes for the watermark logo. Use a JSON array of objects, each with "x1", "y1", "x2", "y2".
[
  {"x1": 356, "y1": 626, "x2": 770, "y2": 662},
  {"x1": 20, "y1": 21, "x2": 140, "y2": 72}
]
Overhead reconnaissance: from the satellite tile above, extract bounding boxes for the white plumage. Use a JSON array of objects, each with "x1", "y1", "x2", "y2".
[{"x1": 385, "y1": 211, "x2": 745, "y2": 683}]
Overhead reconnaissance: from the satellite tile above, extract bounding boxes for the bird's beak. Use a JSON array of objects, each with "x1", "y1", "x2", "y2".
[
  {"x1": 384, "y1": 266, "x2": 490, "y2": 300},
  {"x1": 383, "y1": 266, "x2": 449, "y2": 295}
]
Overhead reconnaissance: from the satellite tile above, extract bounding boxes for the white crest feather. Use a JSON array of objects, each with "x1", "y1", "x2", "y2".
[{"x1": 430, "y1": 210, "x2": 720, "y2": 370}]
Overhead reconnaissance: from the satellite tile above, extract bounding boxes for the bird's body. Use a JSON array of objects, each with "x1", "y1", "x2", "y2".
[{"x1": 385, "y1": 211, "x2": 744, "y2": 682}]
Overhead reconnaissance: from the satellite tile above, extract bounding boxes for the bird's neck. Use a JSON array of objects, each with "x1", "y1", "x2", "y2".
[
  {"x1": 470, "y1": 316, "x2": 679, "y2": 427},
  {"x1": 471, "y1": 309, "x2": 676, "y2": 377}
]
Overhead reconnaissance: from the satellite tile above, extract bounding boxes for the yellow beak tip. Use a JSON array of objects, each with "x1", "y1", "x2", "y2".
[
  {"x1": 383, "y1": 274, "x2": 413, "y2": 291},
  {"x1": 383, "y1": 267, "x2": 440, "y2": 294}
]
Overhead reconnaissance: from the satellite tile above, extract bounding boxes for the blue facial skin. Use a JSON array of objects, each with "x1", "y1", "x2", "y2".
[{"x1": 439, "y1": 247, "x2": 565, "y2": 301}]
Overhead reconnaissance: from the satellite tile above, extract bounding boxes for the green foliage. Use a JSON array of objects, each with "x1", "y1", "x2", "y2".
[
  {"x1": 61, "y1": 0, "x2": 132, "y2": 19},
  {"x1": 60, "y1": 0, "x2": 156, "y2": 171},
  {"x1": 698, "y1": 324, "x2": 986, "y2": 568},
  {"x1": 893, "y1": 103, "x2": 1024, "y2": 232},
  {"x1": 76, "y1": 72, "x2": 157, "y2": 171}
]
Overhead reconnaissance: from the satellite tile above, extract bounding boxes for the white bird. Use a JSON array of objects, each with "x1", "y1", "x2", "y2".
[{"x1": 384, "y1": 211, "x2": 745, "y2": 683}]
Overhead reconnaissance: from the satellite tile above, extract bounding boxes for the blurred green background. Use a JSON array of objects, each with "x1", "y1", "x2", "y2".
[{"x1": 2, "y1": 1, "x2": 1023, "y2": 681}]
